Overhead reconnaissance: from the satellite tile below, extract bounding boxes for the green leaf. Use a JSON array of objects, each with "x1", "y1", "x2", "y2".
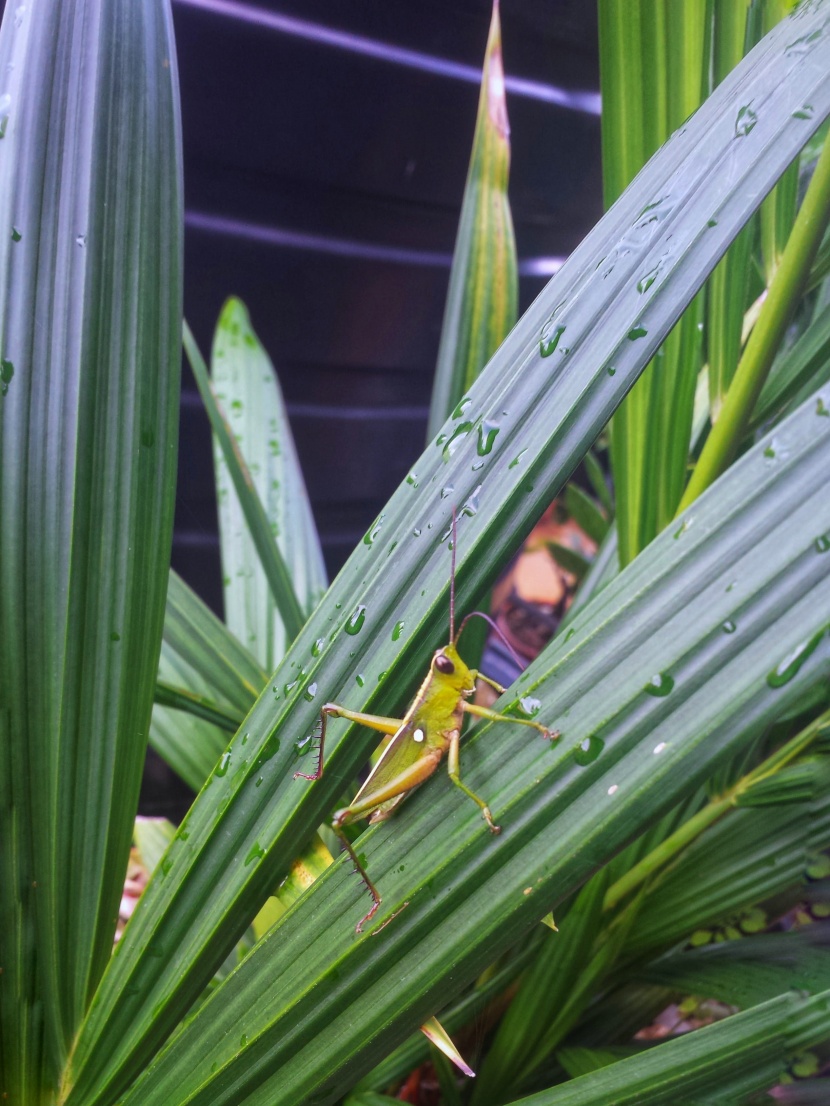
[
  {"x1": 707, "y1": 1, "x2": 760, "y2": 423},
  {"x1": 106, "y1": 392, "x2": 830, "y2": 1106},
  {"x1": 546, "y1": 541, "x2": 591, "y2": 582},
  {"x1": 642, "y1": 927, "x2": 830, "y2": 1009},
  {"x1": 472, "y1": 873, "x2": 609, "y2": 1104},
  {"x1": 750, "y1": 299, "x2": 830, "y2": 429},
  {"x1": 601, "y1": 0, "x2": 709, "y2": 563},
  {"x1": 622, "y1": 763, "x2": 830, "y2": 959},
  {"x1": 184, "y1": 322, "x2": 306, "y2": 643},
  {"x1": 0, "y1": 0, "x2": 181, "y2": 1095},
  {"x1": 211, "y1": 297, "x2": 326, "y2": 671},
  {"x1": 564, "y1": 484, "x2": 609, "y2": 546},
  {"x1": 63, "y1": 13, "x2": 830, "y2": 1103},
  {"x1": 161, "y1": 571, "x2": 268, "y2": 714},
  {"x1": 426, "y1": 0, "x2": 517, "y2": 438},
  {"x1": 134, "y1": 819, "x2": 177, "y2": 879},
  {"x1": 150, "y1": 571, "x2": 267, "y2": 790},
  {"x1": 506, "y1": 992, "x2": 800, "y2": 1104},
  {"x1": 680, "y1": 127, "x2": 830, "y2": 511}
]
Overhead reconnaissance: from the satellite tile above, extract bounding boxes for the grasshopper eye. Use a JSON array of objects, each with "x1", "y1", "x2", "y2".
[{"x1": 434, "y1": 653, "x2": 455, "y2": 675}]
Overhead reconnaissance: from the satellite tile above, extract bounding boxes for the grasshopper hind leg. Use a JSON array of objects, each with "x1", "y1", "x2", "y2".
[{"x1": 332, "y1": 820, "x2": 408, "y2": 935}]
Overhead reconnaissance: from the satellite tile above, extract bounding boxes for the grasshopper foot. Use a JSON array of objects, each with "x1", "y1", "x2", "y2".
[
  {"x1": 369, "y1": 900, "x2": 410, "y2": 936},
  {"x1": 542, "y1": 727, "x2": 561, "y2": 742}
]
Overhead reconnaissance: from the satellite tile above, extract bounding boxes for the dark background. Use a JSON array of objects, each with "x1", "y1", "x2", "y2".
[{"x1": 173, "y1": 0, "x2": 603, "y2": 612}]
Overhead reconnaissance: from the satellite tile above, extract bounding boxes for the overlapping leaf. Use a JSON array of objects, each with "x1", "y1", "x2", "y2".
[{"x1": 61, "y1": 9, "x2": 830, "y2": 1105}]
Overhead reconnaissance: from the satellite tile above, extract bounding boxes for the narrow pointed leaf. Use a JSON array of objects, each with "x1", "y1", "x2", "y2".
[
  {"x1": 184, "y1": 322, "x2": 306, "y2": 642},
  {"x1": 0, "y1": 0, "x2": 182, "y2": 1093},
  {"x1": 508, "y1": 990, "x2": 830, "y2": 1105},
  {"x1": 601, "y1": 0, "x2": 708, "y2": 562},
  {"x1": 426, "y1": 0, "x2": 517, "y2": 437},
  {"x1": 212, "y1": 297, "x2": 326, "y2": 671}
]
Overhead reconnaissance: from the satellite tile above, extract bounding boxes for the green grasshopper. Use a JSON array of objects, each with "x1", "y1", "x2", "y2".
[{"x1": 296, "y1": 513, "x2": 559, "y2": 932}]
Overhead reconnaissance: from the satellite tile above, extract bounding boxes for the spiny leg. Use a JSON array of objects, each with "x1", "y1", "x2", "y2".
[
  {"x1": 447, "y1": 731, "x2": 501, "y2": 834},
  {"x1": 463, "y1": 700, "x2": 560, "y2": 742},
  {"x1": 293, "y1": 704, "x2": 401, "y2": 781},
  {"x1": 331, "y1": 819, "x2": 383, "y2": 933}
]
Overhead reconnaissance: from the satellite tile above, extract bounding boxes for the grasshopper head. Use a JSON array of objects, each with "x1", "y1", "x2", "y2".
[{"x1": 431, "y1": 641, "x2": 475, "y2": 696}]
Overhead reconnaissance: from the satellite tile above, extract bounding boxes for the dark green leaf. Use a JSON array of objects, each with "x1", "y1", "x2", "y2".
[{"x1": 0, "y1": 0, "x2": 181, "y2": 1095}]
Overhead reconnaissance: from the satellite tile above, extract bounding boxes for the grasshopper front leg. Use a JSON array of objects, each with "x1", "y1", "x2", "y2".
[
  {"x1": 463, "y1": 699, "x2": 560, "y2": 742},
  {"x1": 293, "y1": 704, "x2": 401, "y2": 781}
]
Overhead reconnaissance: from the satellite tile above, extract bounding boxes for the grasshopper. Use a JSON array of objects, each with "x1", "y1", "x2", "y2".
[{"x1": 295, "y1": 513, "x2": 559, "y2": 932}]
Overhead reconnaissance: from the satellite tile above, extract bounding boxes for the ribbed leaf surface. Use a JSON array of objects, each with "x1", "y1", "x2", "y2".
[
  {"x1": 0, "y1": 0, "x2": 181, "y2": 1096},
  {"x1": 212, "y1": 297, "x2": 326, "y2": 670},
  {"x1": 63, "y1": 11, "x2": 830, "y2": 1104},
  {"x1": 426, "y1": 0, "x2": 517, "y2": 438}
]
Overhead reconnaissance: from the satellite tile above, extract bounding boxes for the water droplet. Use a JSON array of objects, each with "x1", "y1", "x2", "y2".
[
  {"x1": 413, "y1": 527, "x2": 422, "y2": 537},
  {"x1": 345, "y1": 605, "x2": 366, "y2": 635},
  {"x1": 785, "y1": 29, "x2": 822, "y2": 57},
  {"x1": 392, "y1": 620, "x2": 405, "y2": 641},
  {"x1": 815, "y1": 535, "x2": 830, "y2": 553},
  {"x1": 722, "y1": 619, "x2": 737, "y2": 633},
  {"x1": 161, "y1": 856, "x2": 173, "y2": 876},
  {"x1": 140, "y1": 428, "x2": 155, "y2": 448},
  {"x1": 477, "y1": 419, "x2": 499, "y2": 456},
  {"x1": 793, "y1": 104, "x2": 815, "y2": 120},
  {"x1": 653, "y1": 742, "x2": 667, "y2": 755},
  {"x1": 240, "y1": 1033, "x2": 249, "y2": 1047},
  {"x1": 363, "y1": 514, "x2": 384, "y2": 545},
  {"x1": 294, "y1": 734, "x2": 314, "y2": 759},
  {"x1": 735, "y1": 104, "x2": 758, "y2": 137},
  {"x1": 11, "y1": 226, "x2": 20, "y2": 242},
  {"x1": 519, "y1": 696, "x2": 541, "y2": 717},
  {"x1": 215, "y1": 751, "x2": 231, "y2": 776},
  {"x1": 75, "y1": 234, "x2": 86, "y2": 247},
  {"x1": 816, "y1": 398, "x2": 830, "y2": 417},
  {"x1": 244, "y1": 842, "x2": 265, "y2": 866},
  {"x1": 574, "y1": 735, "x2": 604, "y2": 765},
  {"x1": 406, "y1": 472, "x2": 419, "y2": 487},
  {"x1": 606, "y1": 365, "x2": 616, "y2": 376},
  {"x1": 241, "y1": 733, "x2": 249, "y2": 745},
  {"x1": 767, "y1": 628, "x2": 826, "y2": 688},
  {"x1": 0, "y1": 93, "x2": 10, "y2": 139},
  {"x1": 355, "y1": 673, "x2": 365, "y2": 688},
  {"x1": 304, "y1": 681, "x2": 318, "y2": 701},
  {"x1": 110, "y1": 631, "x2": 121, "y2": 642},
  {"x1": 472, "y1": 460, "x2": 484, "y2": 471},
  {"x1": 540, "y1": 321, "x2": 566, "y2": 358},
  {"x1": 673, "y1": 520, "x2": 690, "y2": 539},
  {"x1": 440, "y1": 483, "x2": 454, "y2": 499},
  {"x1": 607, "y1": 784, "x2": 618, "y2": 796},
  {"x1": 1, "y1": 358, "x2": 14, "y2": 394},
  {"x1": 312, "y1": 638, "x2": 324, "y2": 657},
  {"x1": 644, "y1": 673, "x2": 674, "y2": 697},
  {"x1": 707, "y1": 218, "x2": 718, "y2": 228},
  {"x1": 452, "y1": 396, "x2": 472, "y2": 419},
  {"x1": 461, "y1": 485, "x2": 482, "y2": 518},
  {"x1": 627, "y1": 325, "x2": 648, "y2": 340},
  {"x1": 442, "y1": 421, "x2": 473, "y2": 460},
  {"x1": 637, "y1": 265, "x2": 661, "y2": 294},
  {"x1": 509, "y1": 450, "x2": 527, "y2": 469}
]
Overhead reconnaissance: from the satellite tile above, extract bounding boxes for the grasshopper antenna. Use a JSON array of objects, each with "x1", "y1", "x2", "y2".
[
  {"x1": 449, "y1": 505, "x2": 457, "y2": 642},
  {"x1": 456, "y1": 609, "x2": 527, "y2": 673}
]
